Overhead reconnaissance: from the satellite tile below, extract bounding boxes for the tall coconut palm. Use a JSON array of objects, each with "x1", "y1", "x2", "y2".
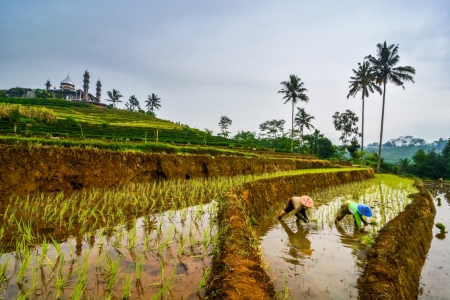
[
  {"x1": 146, "y1": 93, "x2": 161, "y2": 112},
  {"x1": 278, "y1": 75, "x2": 309, "y2": 152},
  {"x1": 106, "y1": 89, "x2": 123, "y2": 108},
  {"x1": 366, "y1": 42, "x2": 415, "y2": 172},
  {"x1": 294, "y1": 107, "x2": 315, "y2": 150},
  {"x1": 347, "y1": 61, "x2": 382, "y2": 158}
]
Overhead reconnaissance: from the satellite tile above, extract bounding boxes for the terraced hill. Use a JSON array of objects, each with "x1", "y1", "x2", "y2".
[{"x1": 0, "y1": 98, "x2": 233, "y2": 145}]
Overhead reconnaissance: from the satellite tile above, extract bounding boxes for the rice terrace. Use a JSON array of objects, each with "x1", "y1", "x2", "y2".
[{"x1": 1, "y1": 1, "x2": 450, "y2": 299}]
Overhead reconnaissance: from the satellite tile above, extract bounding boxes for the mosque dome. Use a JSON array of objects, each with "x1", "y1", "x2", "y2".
[{"x1": 61, "y1": 75, "x2": 75, "y2": 87}]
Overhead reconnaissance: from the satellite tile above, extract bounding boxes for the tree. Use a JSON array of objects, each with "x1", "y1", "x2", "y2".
[
  {"x1": 203, "y1": 128, "x2": 213, "y2": 145},
  {"x1": 125, "y1": 95, "x2": 140, "y2": 111},
  {"x1": 218, "y1": 116, "x2": 232, "y2": 138},
  {"x1": 278, "y1": 75, "x2": 309, "y2": 152},
  {"x1": 366, "y1": 42, "x2": 416, "y2": 172},
  {"x1": 347, "y1": 61, "x2": 382, "y2": 157},
  {"x1": 332, "y1": 110, "x2": 360, "y2": 145},
  {"x1": 398, "y1": 158, "x2": 411, "y2": 176},
  {"x1": 146, "y1": 93, "x2": 161, "y2": 112},
  {"x1": 259, "y1": 119, "x2": 285, "y2": 139},
  {"x1": 106, "y1": 89, "x2": 123, "y2": 108},
  {"x1": 294, "y1": 107, "x2": 315, "y2": 149},
  {"x1": 34, "y1": 89, "x2": 52, "y2": 98},
  {"x1": 0, "y1": 90, "x2": 7, "y2": 98},
  {"x1": 234, "y1": 131, "x2": 256, "y2": 146}
]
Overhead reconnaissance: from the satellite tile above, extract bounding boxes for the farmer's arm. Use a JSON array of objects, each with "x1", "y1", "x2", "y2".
[
  {"x1": 361, "y1": 217, "x2": 369, "y2": 226},
  {"x1": 299, "y1": 207, "x2": 308, "y2": 221},
  {"x1": 295, "y1": 207, "x2": 309, "y2": 223},
  {"x1": 353, "y1": 212, "x2": 362, "y2": 229}
]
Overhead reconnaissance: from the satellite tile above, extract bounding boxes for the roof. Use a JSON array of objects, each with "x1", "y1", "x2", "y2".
[{"x1": 61, "y1": 75, "x2": 75, "y2": 86}]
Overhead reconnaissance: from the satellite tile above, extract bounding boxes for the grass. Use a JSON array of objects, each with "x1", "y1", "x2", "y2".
[
  {"x1": 0, "y1": 135, "x2": 255, "y2": 156},
  {"x1": 0, "y1": 98, "x2": 238, "y2": 145}
]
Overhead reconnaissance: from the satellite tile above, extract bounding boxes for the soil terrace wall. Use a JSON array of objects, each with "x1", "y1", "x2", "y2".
[
  {"x1": 0, "y1": 145, "x2": 332, "y2": 200},
  {"x1": 209, "y1": 169, "x2": 374, "y2": 300},
  {"x1": 357, "y1": 180, "x2": 436, "y2": 300}
]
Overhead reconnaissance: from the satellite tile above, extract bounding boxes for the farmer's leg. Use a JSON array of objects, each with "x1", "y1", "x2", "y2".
[{"x1": 278, "y1": 199, "x2": 294, "y2": 219}]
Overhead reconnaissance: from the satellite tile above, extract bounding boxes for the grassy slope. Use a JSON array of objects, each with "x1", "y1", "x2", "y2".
[{"x1": 0, "y1": 98, "x2": 233, "y2": 145}]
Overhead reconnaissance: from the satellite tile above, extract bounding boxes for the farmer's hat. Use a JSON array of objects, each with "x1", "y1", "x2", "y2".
[
  {"x1": 357, "y1": 204, "x2": 373, "y2": 217},
  {"x1": 300, "y1": 196, "x2": 314, "y2": 208}
]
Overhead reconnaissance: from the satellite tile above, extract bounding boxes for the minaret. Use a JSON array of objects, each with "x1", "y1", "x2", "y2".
[
  {"x1": 83, "y1": 70, "x2": 90, "y2": 102},
  {"x1": 45, "y1": 79, "x2": 52, "y2": 91},
  {"x1": 96, "y1": 79, "x2": 102, "y2": 103}
]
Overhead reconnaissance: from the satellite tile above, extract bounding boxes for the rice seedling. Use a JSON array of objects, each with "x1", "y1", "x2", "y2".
[
  {"x1": 17, "y1": 249, "x2": 31, "y2": 282},
  {"x1": 135, "y1": 256, "x2": 144, "y2": 281},
  {"x1": 197, "y1": 267, "x2": 211, "y2": 293},
  {"x1": 104, "y1": 252, "x2": 120, "y2": 291},
  {"x1": 0, "y1": 257, "x2": 10, "y2": 283},
  {"x1": 122, "y1": 274, "x2": 133, "y2": 299},
  {"x1": 435, "y1": 223, "x2": 447, "y2": 233},
  {"x1": 360, "y1": 235, "x2": 376, "y2": 246}
]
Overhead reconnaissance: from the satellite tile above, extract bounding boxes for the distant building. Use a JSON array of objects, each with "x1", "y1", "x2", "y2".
[{"x1": 6, "y1": 70, "x2": 105, "y2": 106}]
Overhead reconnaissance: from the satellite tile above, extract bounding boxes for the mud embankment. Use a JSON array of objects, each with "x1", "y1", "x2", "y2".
[
  {"x1": 209, "y1": 169, "x2": 374, "y2": 300},
  {"x1": 0, "y1": 145, "x2": 332, "y2": 200},
  {"x1": 357, "y1": 180, "x2": 436, "y2": 300}
]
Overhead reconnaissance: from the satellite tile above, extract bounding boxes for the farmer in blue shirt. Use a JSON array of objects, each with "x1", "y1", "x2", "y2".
[{"x1": 334, "y1": 201, "x2": 372, "y2": 230}]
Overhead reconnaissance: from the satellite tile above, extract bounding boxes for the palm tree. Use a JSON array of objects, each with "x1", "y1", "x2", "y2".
[
  {"x1": 146, "y1": 93, "x2": 161, "y2": 112},
  {"x1": 106, "y1": 89, "x2": 123, "y2": 108},
  {"x1": 398, "y1": 158, "x2": 411, "y2": 176},
  {"x1": 294, "y1": 107, "x2": 315, "y2": 150},
  {"x1": 366, "y1": 42, "x2": 416, "y2": 172},
  {"x1": 347, "y1": 61, "x2": 382, "y2": 158},
  {"x1": 125, "y1": 95, "x2": 140, "y2": 111},
  {"x1": 278, "y1": 75, "x2": 309, "y2": 152}
]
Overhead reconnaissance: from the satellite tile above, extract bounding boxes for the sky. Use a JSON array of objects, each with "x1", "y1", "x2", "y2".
[{"x1": 1, "y1": 0, "x2": 449, "y2": 145}]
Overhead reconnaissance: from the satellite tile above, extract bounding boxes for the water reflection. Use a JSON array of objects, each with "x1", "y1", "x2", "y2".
[
  {"x1": 279, "y1": 220, "x2": 314, "y2": 262},
  {"x1": 419, "y1": 182, "x2": 450, "y2": 299},
  {"x1": 435, "y1": 232, "x2": 446, "y2": 240},
  {"x1": 335, "y1": 225, "x2": 369, "y2": 270}
]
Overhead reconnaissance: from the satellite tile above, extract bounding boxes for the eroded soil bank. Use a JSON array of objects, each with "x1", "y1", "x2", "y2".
[
  {"x1": 208, "y1": 169, "x2": 374, "y2": 300},
  {"x1": 0, "y1": 145, "x2": 332, "y2": 199},
  {"x1": 357, "y1": 180, "x2": 436, "y2": 299}
]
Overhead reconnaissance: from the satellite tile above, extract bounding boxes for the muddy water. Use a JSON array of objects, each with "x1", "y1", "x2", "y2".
[
  {"x1": 262, "y1": 213, "x2": 368, "y2": 299},
  {"x1": 261, "y1": 177, "x2": 416, "y2": 299},
  {"x1": 0, "y1": 203, "x2": 216, "y2": 300},
  {"x1": 419, "y1": 183, "x2": 450, "y2": 299}
]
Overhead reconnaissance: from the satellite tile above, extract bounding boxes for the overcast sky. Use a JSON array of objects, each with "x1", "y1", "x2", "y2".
[{"x1": 1, "y1": 0, "x2": 449, "y2": 145}]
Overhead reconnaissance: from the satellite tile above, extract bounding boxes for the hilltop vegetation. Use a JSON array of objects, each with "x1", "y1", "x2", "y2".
[{"x1": 0, "y1": 98, "x2": 234, "y2": 146}]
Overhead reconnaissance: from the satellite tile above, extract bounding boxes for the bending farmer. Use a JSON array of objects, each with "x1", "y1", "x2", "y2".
[
  {"x1": 278, "y1": 196, "x2": 314, "y2": 223},
  {"x1": 334, "y1": 201, "x2": 372, "y2": 230}
]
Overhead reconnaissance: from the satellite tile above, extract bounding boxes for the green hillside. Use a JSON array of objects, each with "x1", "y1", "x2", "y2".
[
  {"x1": 365, "y1": 146, "x2": 435, "y2": 164},
  {"x1": 0, "y1": 98, "x2": 233, "y2": 145}
]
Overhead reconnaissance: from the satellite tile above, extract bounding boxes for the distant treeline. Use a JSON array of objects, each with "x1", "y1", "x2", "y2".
[
  {"x1": 397, "y1": 139, "x2": 450, "y2": 180},
  {"x1": 367, "y1": 135, "x2": 448, "y2": 150}
]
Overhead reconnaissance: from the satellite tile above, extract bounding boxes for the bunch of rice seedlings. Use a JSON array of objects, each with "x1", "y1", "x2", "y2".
[{"x1": 435, "y1": 223, "x2": 447, "y2": 233}]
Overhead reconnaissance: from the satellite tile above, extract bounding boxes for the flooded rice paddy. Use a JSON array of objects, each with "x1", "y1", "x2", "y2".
[
  {"x1": 0, "y1": 169, "x2": 338, "y2": 299},
  {"x1": 261, "y1": 175, "x2": 418, "y2": 299},
  {"x1": 419, "y1": 182, "x2": 450, "y2": 300}
]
